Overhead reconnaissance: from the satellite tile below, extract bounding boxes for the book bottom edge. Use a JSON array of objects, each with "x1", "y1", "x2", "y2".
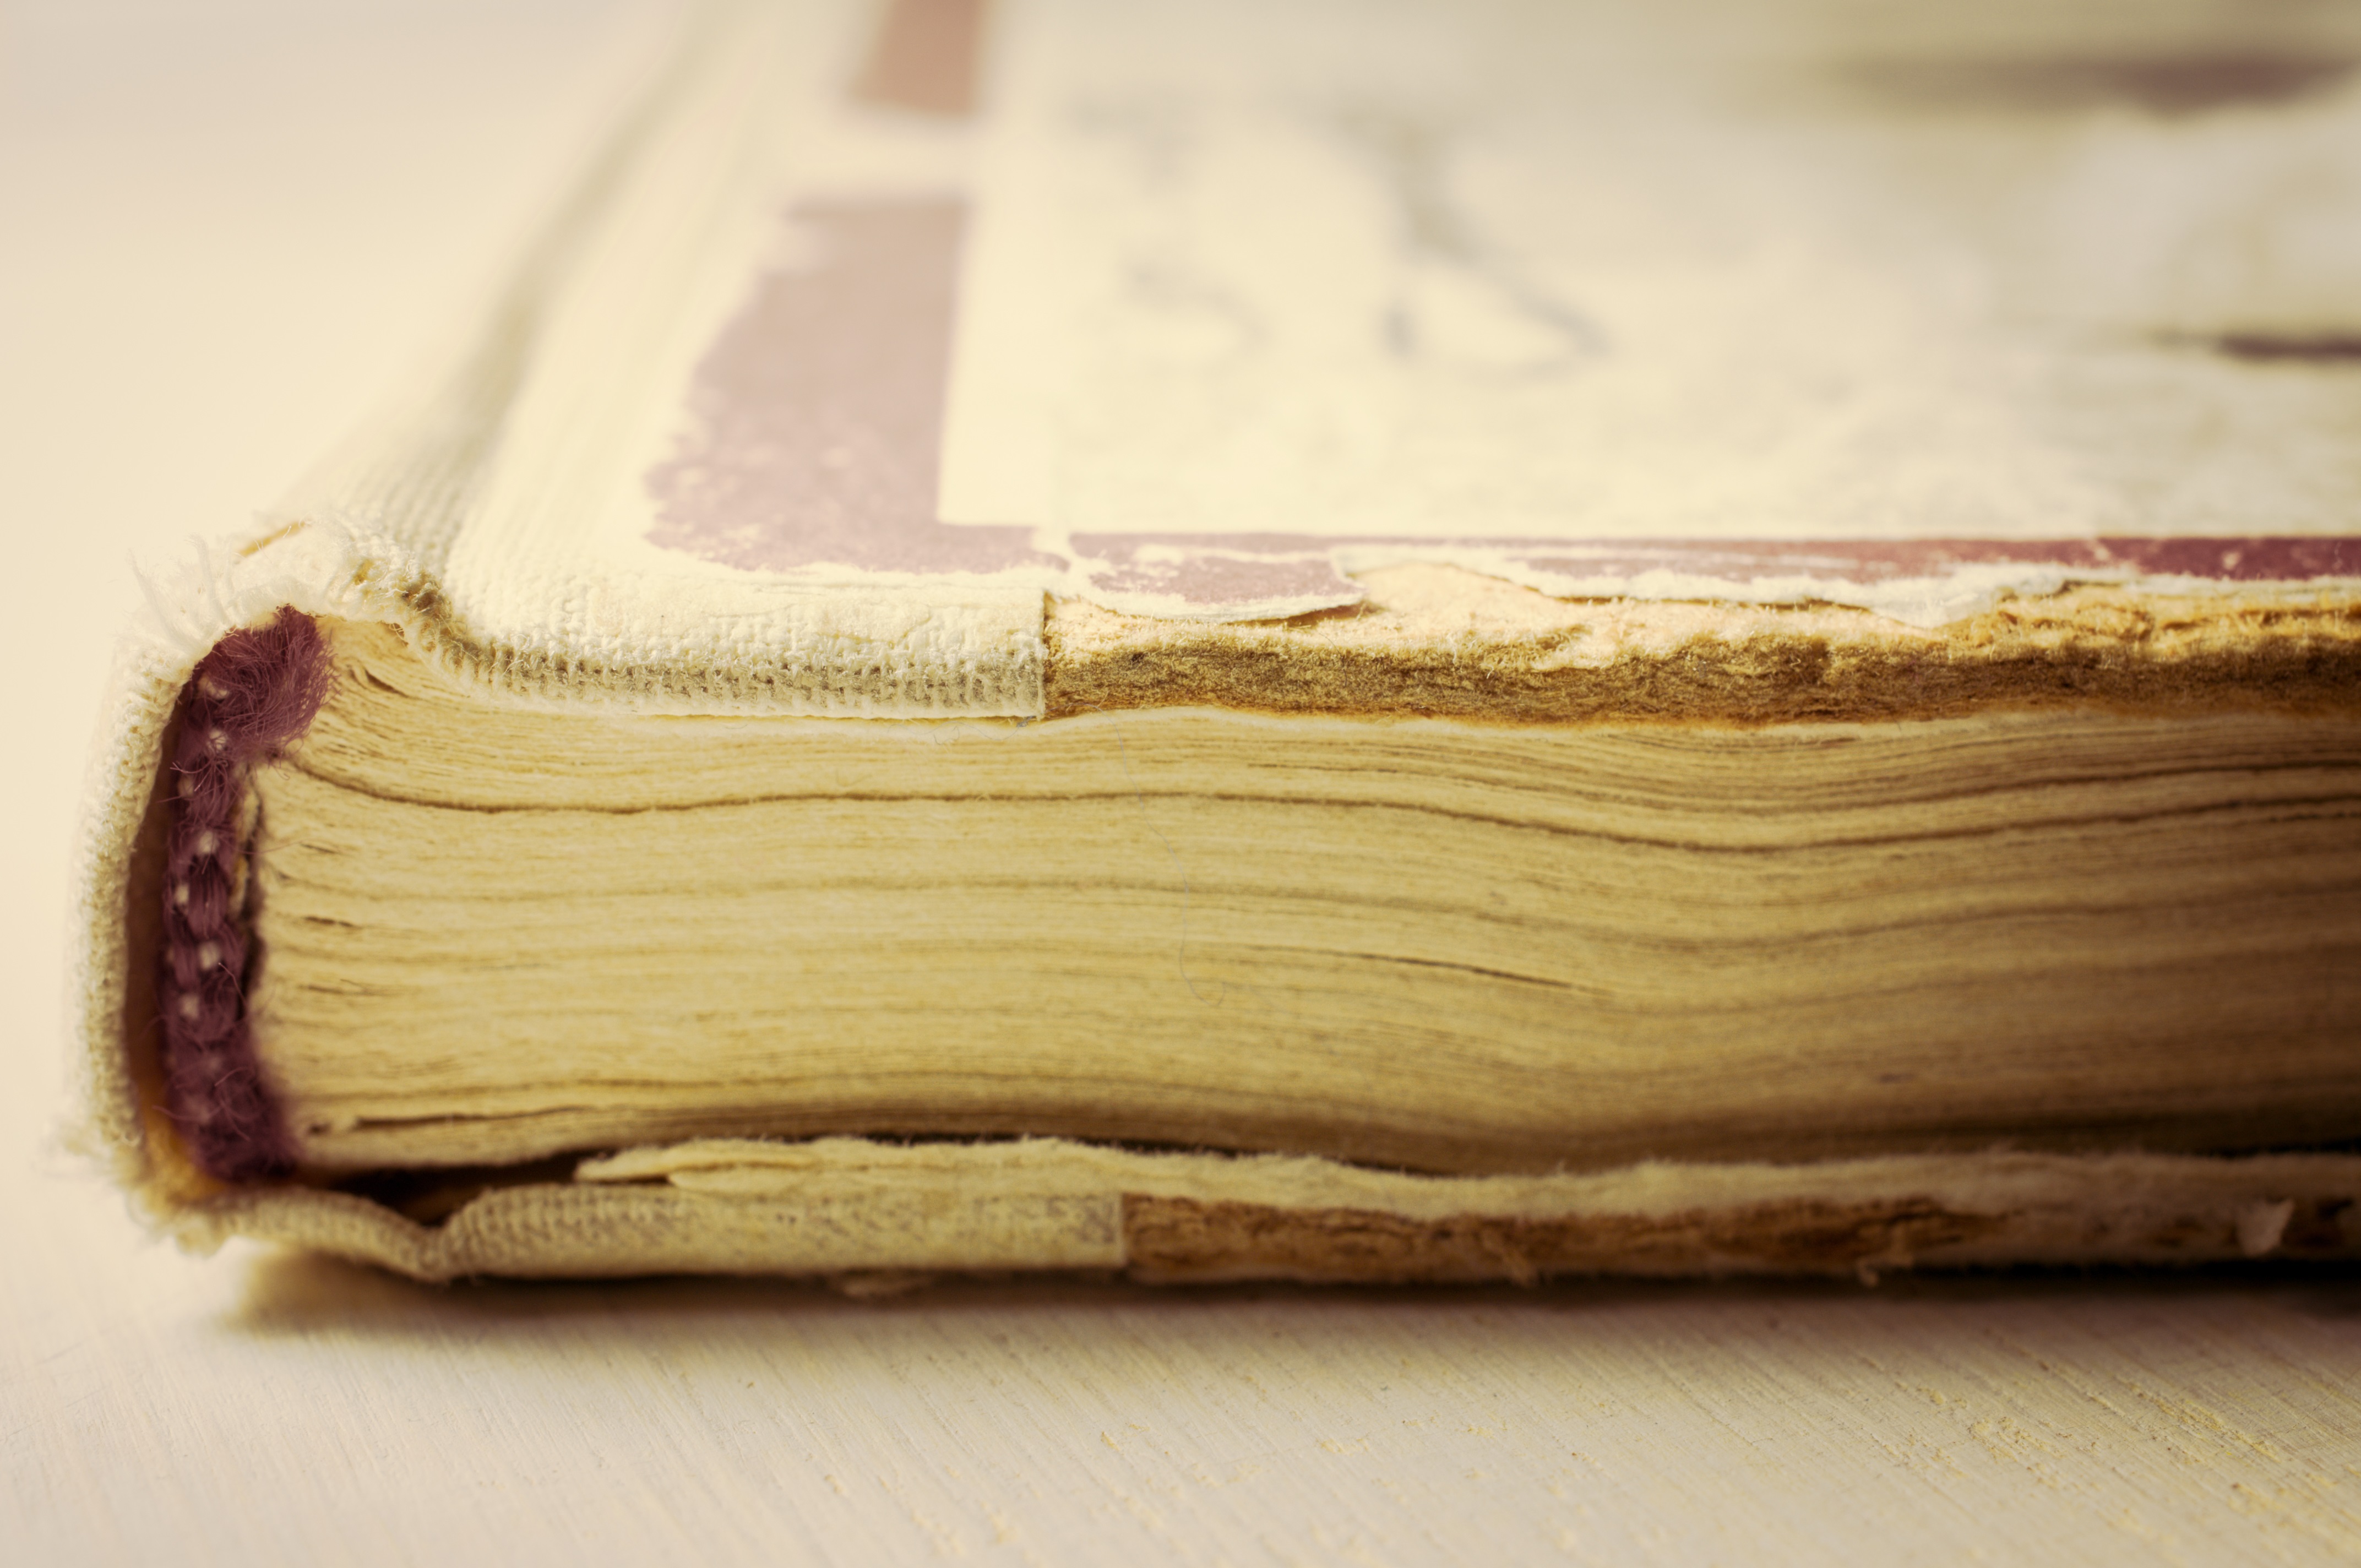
[{"x1": 157, "y1": 1138, "x2": 2361, "y2": 1286}]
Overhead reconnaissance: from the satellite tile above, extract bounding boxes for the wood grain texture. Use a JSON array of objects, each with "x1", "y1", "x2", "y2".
[{"x1": 17, "y1": 1154, "x2": 2361, "y2": 1565}]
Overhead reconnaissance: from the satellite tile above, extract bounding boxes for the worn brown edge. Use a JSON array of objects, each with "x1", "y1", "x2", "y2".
[
  {"x1": 1117, "y1": 1193, "x2": 2361, "y2": 1284},
  {"x1": 1047, "y1": 581, "x2": 2361, "y2": 725}
]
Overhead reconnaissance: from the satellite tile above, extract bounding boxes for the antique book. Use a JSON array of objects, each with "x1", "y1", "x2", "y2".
[{"x1": 72, "y1": 0, "x2": 2361, "y2": 1283}]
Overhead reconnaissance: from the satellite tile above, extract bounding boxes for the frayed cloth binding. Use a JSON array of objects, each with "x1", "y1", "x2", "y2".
[{"x1": 157, "y1": 611, "x2": 332, "y2": 1180}]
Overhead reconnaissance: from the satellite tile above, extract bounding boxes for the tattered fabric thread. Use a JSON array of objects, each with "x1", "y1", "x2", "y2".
[{"x1": 159, "y1": 609, "x2": 331, "y2": 1181}]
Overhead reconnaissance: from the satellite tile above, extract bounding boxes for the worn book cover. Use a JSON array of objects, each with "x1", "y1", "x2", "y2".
[{"x1": 72, "y1": 0, "x2": 2361, "y2": 1283}]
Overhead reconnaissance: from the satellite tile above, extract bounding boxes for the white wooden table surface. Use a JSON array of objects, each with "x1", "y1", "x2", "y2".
[{"x1": 7, "y1": 5, "x2": 2361, "y2": 1562}]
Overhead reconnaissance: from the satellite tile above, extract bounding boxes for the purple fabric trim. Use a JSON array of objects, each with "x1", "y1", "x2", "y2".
[{"x1": 159, "y1": 610, "x2": 331, "y2": 1183}]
